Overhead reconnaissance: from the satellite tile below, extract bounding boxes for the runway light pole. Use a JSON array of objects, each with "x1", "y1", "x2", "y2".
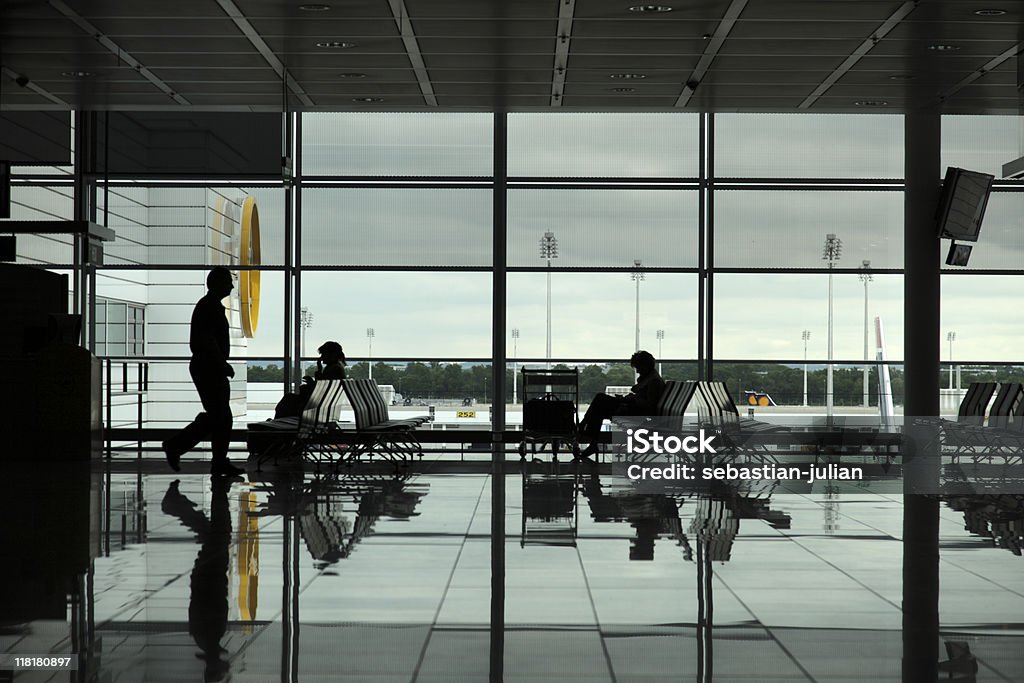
[
  {"x1": 631, "y1": 259, "x2": 645, "y2": 351},
  {"x1": 947, "y1": 331, "x2": 956, "y2": 390},
  {"x1": 823, "y1": 234, "x2": 842, "y2": 422},
  {"x1": 511, "y1": 328, "x2": 519, "y2": 405},
  {"x1": 656, "y1": 329, "x2": 664, "y2": 374},
  {"x1": 539, "y1": 232, "x2": 558, "y2": 368},
  {"x1": 366, "y1": 327, "x2": 375, "y2": 380},
  {"x1": 300, "y1": 307, "x2": 313, "y2": 359},
  {"x1": 859, "y1": 260, "x2": 872, "y2": 407},
  {"x1": 802, "y1": 330, "x2": 811, "y2": 407}
]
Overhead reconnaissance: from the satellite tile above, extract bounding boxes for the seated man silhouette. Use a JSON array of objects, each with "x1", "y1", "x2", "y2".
[
  {"x1": 578, "y1": 350, "x2": 665, "y2": 459},
  {"x1": 163, "y1": 267, "x2": 244, "y2": 477}
]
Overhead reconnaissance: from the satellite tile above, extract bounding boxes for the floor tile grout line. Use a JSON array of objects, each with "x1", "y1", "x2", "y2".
[
  {"x1": 575, "y1": 530, "x2": 618, "y2": 683},
  {"x1": 712, "y1": 573, "x2": 820, "y2": 683},
  {"x1": 409, "y1": 473, "x2": 490, "y2": 683}
]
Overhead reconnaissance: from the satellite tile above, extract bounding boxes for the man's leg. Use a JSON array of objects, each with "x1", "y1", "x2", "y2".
[
  {"x1": 193, "y1": 370, "x2": 235, "y2": 471},
  {"x1": 579, "y1": 393, "x2": 623, "y2": 442}
]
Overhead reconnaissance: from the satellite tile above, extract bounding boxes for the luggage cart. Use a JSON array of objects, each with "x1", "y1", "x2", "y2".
[{"x1": 519, "y1": 368, "x2": 580, "y2": 461}]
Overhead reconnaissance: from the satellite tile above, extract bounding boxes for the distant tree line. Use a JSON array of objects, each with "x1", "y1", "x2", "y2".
[{"x1": 245, "y1": 360, "x2": 1020, "y2": 406}]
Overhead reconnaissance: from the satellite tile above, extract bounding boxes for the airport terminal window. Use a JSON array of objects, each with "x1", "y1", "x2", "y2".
[
  {"x1": 714, "y1": 113, "x2": 903, "y2": 179},
  {"x1": 713, "y1": 189, "x2": 904, "y2": 270},
  {"x1": 507, "y1": 112, "x2": 698, "y2": 178},
  {"x1": 301, "y1": 112, "x2": 493, "y2": 177},
  {"x1": 19, "y1": 111, "x2": 1024, "y2": 419},
  {"x1": 301, "y1": 187, "x2": 492, "y2": 267},
  {"x1": 506, "y1": 188, "x2": 699, "y2": 269}
]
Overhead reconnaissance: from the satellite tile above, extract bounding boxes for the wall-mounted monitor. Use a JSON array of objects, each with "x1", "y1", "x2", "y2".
[{"x1": 936, "y1": 166, "x2": 994, "y2": 243}]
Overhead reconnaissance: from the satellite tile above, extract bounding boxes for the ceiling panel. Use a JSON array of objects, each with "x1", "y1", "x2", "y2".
[{"x1": 0, "y1": 0, "x2": 1020, "y2": 112}]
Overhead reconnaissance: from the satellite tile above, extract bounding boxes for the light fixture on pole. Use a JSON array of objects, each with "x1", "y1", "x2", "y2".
[
  {"x1": 947, "y1": 331, "x2": 956, "y2": 390},
  {"x1": 511, "y1": 328, "x2": 519, "y2": 405},
  {"x1": 656, "y1": 329, "x2": 664, "y2": 374},
  {"x1": 802, "y1": 330, "x2": 811, "y2": 407},
  {"x1": 366, "y1": 327, "x2": 375, "y2": 380},
  {"x1": 631, "y1": 259, "x2": 645, "y2": 351},
  {"x1": 539, "y1": 232, "x2": 558, "y2": 368},
  {"x1": 822, "y1": 233, "x2": 842, "y2": 422},
  {"x1": 859, "y1": 260, "x2": 872, "y2": 407},
  {"x1": 299, "y1": 307, "x2": 313, "y2": 358}
]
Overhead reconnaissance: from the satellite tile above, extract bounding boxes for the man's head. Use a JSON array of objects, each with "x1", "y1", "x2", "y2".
[
  {"x1": 630, "y1": 350, "x2": 656, "y2": 374},
  {"x1": 207, "y1": 267, "x2": 234, "y2": 298}
]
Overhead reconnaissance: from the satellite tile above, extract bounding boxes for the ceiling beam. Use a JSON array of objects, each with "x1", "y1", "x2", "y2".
[
  {"x1": 49, "y1": 0, "x2": 190, "y2": 106},
  {"x1": 388, "y1": 0, "x2": 437, "y2": 107},
  {"x1": 938, "y1": 43, "x2": 1024, "y2": 107},
  {"x1": 551, "y1": 0, "x2": 576, "y2": 106},
  {"x1": 215, "y1": 0, "x2": 315, "y2": 108},
  {"x1": 676, "y1": 0, "x2": 749, "y2": 108},
  {"x1": 798, "y1": 1, "x2": 917, "y2": 109},
  {"x1": 0, "y1": 66, "x2": 67, "y2": 107}
]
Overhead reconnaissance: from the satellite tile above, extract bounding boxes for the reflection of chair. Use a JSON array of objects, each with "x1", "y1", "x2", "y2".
[
  {"x1": 519, "y1": 368, "x2": 580, "y2": 460},
  {"x1": 521, "y1": 463, "x2": 579, "y2": 547}
]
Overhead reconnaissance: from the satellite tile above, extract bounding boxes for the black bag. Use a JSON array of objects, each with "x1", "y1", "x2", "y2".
[{"x1": 523, "y1": 393, "x2": 576, "y2": 434}]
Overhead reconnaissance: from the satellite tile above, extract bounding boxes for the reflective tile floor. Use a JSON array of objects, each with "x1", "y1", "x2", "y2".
[{"x1": 2, "y1": 458, "x2": 1023, "y2": 682}]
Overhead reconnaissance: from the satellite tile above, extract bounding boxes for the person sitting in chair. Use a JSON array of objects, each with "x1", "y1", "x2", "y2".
[
  {"x1": 578, "y1": 350, "x2": 665, "y2": 459},
  {"x1": 273, "y1": 340, "x2": 347, "y2": 418}
]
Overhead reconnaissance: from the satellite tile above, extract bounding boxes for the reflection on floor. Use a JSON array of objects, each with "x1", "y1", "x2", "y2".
[{"x1": 1, "y1": 458, "x2": 1023, "y2": 682}]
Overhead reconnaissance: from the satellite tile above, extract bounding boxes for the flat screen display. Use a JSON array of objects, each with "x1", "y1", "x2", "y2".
[{"x1": 936, "y1": 167, "x2": 994, "y2": 243}]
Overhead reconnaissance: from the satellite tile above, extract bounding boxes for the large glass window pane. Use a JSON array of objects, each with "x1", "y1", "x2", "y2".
[
  {"x1": 301, "y1": 113, "x2": 493, "y2": 176},
  {"x1": 942, "y1": 115, "x2": 1020, "y2": 178},
  {"x1": 99, "y1": 185, "x2": 285, "y2": 266},
  {"x1": 713, "y1": 273, "x2": 904, "y2": 362},
  {"x1": 941, "y1": 275, "x2": 1024, "y2": 362},
  {"x1": 508, "y1": 189, "x2": 698, "y2": 268},
  {"x1": 507, "y1": 272, "x2": 697, "y2": 360},
  {"x1": 508, "y1": 113, "x2": 698, "y2": 178},
  {"x1": 300, "y1": 272, "x2": 493, "y2": 358},
  {"x1": 301, "y1": 188, "x2": 492, "y2": 267},
  {"x1": 715, "y1": 114, "x2": 903, "y2": 179},
  {"x1": 714, "y1": 190, "x2": 903, "y2": 269}
]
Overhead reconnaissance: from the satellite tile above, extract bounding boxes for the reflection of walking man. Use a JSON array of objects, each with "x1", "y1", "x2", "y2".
[
  {"x1": 164, "y1": 267, "x2": 245, "y2": 477},
  {"x1": 161, "y1": 478, "x2": 234, "y2": 682}
]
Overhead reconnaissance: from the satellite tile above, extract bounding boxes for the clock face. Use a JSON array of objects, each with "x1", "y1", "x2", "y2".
[{"x1": 240, "y1": 196, "x2": 261, "y2": 338}]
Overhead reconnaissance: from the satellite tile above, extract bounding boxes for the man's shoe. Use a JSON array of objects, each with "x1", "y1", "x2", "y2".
[
  {"x1": 210, "y1": 460, "x2": 245, "y2": 478},
  {"x1": 163, "y1": 441, "x2": 182, "y2": 472}
]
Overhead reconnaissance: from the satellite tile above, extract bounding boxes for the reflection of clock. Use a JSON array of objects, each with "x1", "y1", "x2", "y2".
[{"x1": 240, "y1": 196, "x2": 261, "y2": 338}]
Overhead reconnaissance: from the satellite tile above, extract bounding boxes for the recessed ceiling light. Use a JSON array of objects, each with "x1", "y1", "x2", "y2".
[
  {"x1": 928, "y1": 44, "x2": 960, "y2": 51},
  {"x1": 338, "y1": 72, "x2": 368, "y2": 78},
  {"x1": 974, "y1": 8, "x2": 1007, "y2": 16},
  {"x1": 610, "y1": 73, "x2": 647, "y2": 79},
  {"x1": 628, "y1": 5, "x2": 673, "y2": 13},
  {"x1": 316, "y1": 41, "x2": 357, "y2": 49},
  {"x1": 352, "y1": 97, "x2": 384, "y2": 103},
  {"x1": 61, "y1": 70, "x2": 94, "y2": 78},
  {"x1": 299, "y1": 3, "x2": 331, "y2": 10},
  {"x1": 609, "y1": 87, "x2": 637, "y2": 93},
  {"x1": 855, "y1": 100, "x2": 889, "y2": 107}
]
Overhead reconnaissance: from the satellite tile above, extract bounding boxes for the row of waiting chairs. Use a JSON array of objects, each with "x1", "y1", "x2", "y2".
[{"x1": 249, "y1": 378, "x2": 431, "y2": 470}]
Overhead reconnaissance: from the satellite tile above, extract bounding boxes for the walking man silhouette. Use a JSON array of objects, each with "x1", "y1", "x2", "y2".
[{"x1": 163, "y1": 267, "x2": 244, "y2": 477}]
